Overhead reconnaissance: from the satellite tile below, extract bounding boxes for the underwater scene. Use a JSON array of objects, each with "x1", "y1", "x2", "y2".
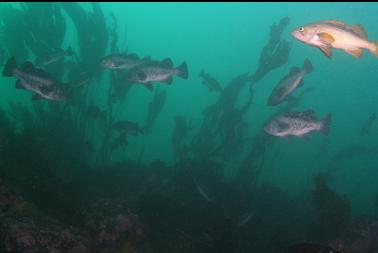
[{"x1": 0, "y1": 2, "x2": 378, "y2": 253}]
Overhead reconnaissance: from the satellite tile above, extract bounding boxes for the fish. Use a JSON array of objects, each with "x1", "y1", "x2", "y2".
[
  {"x1": 125, "y1": 58, "x2": 189, "y2": 91},
  {"x1": 267, "y1": 59, "x2": 313, "y2": 106},
  {"x1": 35, "y1": 47, "x2": 74, "y2": 67},
  {"x1": 284, "y1": 243, "x2": 344, "y2": 253},
  {"x1": 112, "y1": 121, "x2": 144, "y2": 136},
  {"x1": 264, "y1": 110, "x2": 332, "y2": 139},
  {"x1": 2, "y1": 57, "x2": 66, "y2": 101},
  {"x1": 291, "y1": 20, "x2": 378, "y2": 58},
  {"x1": 199, "y1": 70, "x2": 223, "y2": 92},
  {"x1": 100, "y1": 53, "x2": 150, "y2": 70},
  {"x1": 360, "y1": 113, "x2": 377, "y2": 136}
]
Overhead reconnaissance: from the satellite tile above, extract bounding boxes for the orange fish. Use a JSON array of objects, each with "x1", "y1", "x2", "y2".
[{"x1": 291, "y1": 20, "x2": 378, "y2": 58}]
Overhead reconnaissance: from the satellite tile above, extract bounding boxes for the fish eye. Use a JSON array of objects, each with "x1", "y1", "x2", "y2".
[{"x1": 298, "y1": 27, "x2": 304, "y2": 32}]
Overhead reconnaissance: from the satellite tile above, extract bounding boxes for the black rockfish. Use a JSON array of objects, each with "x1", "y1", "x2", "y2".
[
  {"x1": 267, "y1": 59, "x2": 313, "y2": 106},
  {"x1": 125, "y1": 58, "x2": 188, "y2": 91},
  {"x1": 264, "y1": 110, "x2": 332, "y2": 138},
  {"x1": 3, "y1": 57, "x2": 66, "y2": 101}
]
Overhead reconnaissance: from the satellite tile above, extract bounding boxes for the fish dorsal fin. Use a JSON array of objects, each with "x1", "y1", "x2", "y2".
[
  {"x1": 35, "y1": 68, "x2": 55, "y2": 79},
  {"x1": 348, "y1": 24, "x2": 368, "y2": 39},
  {"x1": 275, "y1": 85, "x2": 287, "y2": 96},
  {"x1": 277, "y1": 69, "x2": 294, "y2": 85},
  {"x1": 161, "y1": 58, "x2": 173, "y2": 68},
  {"x1": 283, "y1": 111, "x2": 300, "y2": 118},
  {"x1": 319, "y1": 46, "x2": 332, "y2": 58},
  {"x1": 323, "y1": 20, "x2": 347, "y2": 27},
  {"x1": 345, "y1": 48, "x2": 363, "y2": 58},
  {"x1": 289, "y1": 66, "x2": 301, "y2": 75},
  {"x1": 32, "y1": 94, "x2": 43, "y2": 101},
  {"x1": 317, "y1": 33, "x2": 335, "y2": 45},
  {"x1": 302, "y1": 109, "x2": 317, "y2": 120},
  {"x1": 23, "y1": 60, "x2": 52, "y2": 78},
  {"x1": 21, "y1": 61, "x2": 35, "y2": 72}
]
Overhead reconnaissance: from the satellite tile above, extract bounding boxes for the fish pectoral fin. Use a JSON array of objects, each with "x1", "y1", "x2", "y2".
[
  {"x1": 164, "y1": 76, "x2": 173, "y2": 85},
  {"x1": 318, "y1": 46, "x2": 333, "y2": 58},
  {"x1": 323, "y1": 20, "x2": 347, "y2": 27},
  {"x1": 143, "y1": 83, "x2": 154, "y2": 92},
  {"x1": 32, "y1": 94, "x2": 43, "y2": 101},
  {"x1": 161, "y1": 58, "x2": 173, "y2": 68},
  {"x1": 302, "y1": 134, "x2": 311, "y2": 142},
  {"x1": 15, "y1": 80, "x2": 25, "y2": 89},
  {"x1": 348, "y1": 24, "x2": 368, "y2": 39},
  {"x1": 345, "y1": 48, "x2": 363, "y2": 58},
  {"x1": 317, "y1": 33, "x2": 335, "y2": 45},
  {"x1": 283, "y1": 136, "x2": 293, "y2": 143}
]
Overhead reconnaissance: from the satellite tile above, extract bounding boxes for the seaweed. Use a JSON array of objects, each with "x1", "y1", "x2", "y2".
[{"x1": 310, "y1": 174, "x2": 351, "y2": 242}]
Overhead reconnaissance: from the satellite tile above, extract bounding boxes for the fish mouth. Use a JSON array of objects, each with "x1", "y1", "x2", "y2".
[
  {"x1": 290, "y1": 30, "x2": 304, "y2": 42},
  {"x1": 290, "y1": 30, "x2": 298, "y2": 38}
]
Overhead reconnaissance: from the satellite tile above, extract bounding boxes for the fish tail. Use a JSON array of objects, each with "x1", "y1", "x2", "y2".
[
  {"x1": 320, "y1": 113, "x2": 332, "y2": 136},
  {"x1": 2, "y1": 57, "x2": 17, "y2": 77},
  {"x1": 176, "y1": 61, "x2": 189, "y2": 80},
  {"x1": 369, "y1": 41, "x2": 378, "y2": 57},
  {"x1": 302, "y1": 58, "x2": 313, "y2": 74}
]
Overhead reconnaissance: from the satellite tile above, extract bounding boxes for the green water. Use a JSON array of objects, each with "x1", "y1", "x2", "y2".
[
  {"x1": 0, "y1": 3, "x2": 378, "y2": 251},
  {"x1": 97, "y1": 3, "x2": 372, "y2": 215}
]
